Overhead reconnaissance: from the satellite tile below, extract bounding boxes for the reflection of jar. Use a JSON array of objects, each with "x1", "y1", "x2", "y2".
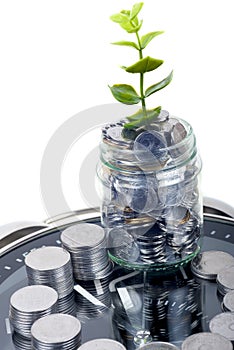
[{"x1": 97, "y1": 112, "x2": 202, "y2": 270}]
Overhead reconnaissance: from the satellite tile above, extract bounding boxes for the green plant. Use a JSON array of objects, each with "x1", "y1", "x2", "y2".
[{"x1": 109, "y1": 2, "x2": 173, "y2": 131}]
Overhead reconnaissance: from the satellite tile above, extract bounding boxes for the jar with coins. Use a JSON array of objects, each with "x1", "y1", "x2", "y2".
[{"x1": 97, "y1": 110, "x2": 202, "y2": 270}]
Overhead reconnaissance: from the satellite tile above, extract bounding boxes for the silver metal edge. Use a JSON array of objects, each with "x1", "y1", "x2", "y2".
[{"x1": 0, "y1": 208, "x2": 100, "y2": 257}]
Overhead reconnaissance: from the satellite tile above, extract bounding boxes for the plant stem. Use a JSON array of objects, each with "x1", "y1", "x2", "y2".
[{"x1": 136, "y1": 31, "x2": 147, "y2": 116}]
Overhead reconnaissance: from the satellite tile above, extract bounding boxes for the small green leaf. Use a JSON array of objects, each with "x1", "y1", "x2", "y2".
[
  {"x1": 130, "y1": 2, "x2": 144, "y2": 20},
  {"x1": 110, "y1": 13, "x2": 128, "y2": 23},
  {"x1": 124, "y1": 106, "x2": 162, "y2": 128},
  {"x1": 145, "y1": 71, "x2": 173, "y2": 97},
  {"x1": 119, "y1": 19, "x2": 142, "y2": 33},
  {"x1": 121, "y1": 10, "x2": 130, "y2": 16},
  {"x1": 111, "y1": 41, "x2": 139, "y2": 50},
  {"x1": 141, "y1": 31, "x2": 164, "y2": 49},
  {"x1": 109, "y1": 84, "x2": 141, "y2": 105},
  {"x1": 125, "y1": 56, "x2": 164, "y2": 74}
]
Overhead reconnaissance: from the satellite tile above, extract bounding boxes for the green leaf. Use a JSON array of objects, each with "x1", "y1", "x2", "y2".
[
  {"x1": 125, "y1": 56, "x2": 164, "y2": 74},
  {"x1": 109, "y1": 84, "x2": 141, "y2": 105},
  {"x1": 145, "y1": 71, "x2": 173, "y2": 97},
  {"x1": 124, "y1": 106, "x2": 162, "y2": 128},
  {"x1": 111, "y1": 41, "x2": 139, "y2": 50},
  {"x1": 119, "y1": 19, "x2": 142, "y2": 33},
  {"x1": 120, "y1": 10, "x2": 131, "y2": 16},
  {"x1": 141, "y1": 31, "x2": 164, "y2": 49},
  {"x1": 130, "y1": 2, "x2": 144, "y2": 20},
  {"x1": 110, "y1": 13, "x2": 128, "y2": 23}
]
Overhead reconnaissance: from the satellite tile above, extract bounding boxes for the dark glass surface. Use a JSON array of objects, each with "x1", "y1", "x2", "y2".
[{"x1": 0, "y1": 214, "x2": 233, "y2": 350}]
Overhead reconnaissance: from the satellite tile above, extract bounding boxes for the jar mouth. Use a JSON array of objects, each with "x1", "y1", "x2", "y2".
[{"x1": 100, "y1": 118, "x2": 198, "y2": 173}]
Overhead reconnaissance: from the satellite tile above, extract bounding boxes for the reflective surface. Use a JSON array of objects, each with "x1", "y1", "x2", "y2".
[{"x1": 0, "y1": 213, "x2": 233, "y2": 350}]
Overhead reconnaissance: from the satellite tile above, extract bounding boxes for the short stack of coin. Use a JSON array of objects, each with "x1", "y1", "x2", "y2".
[
  {"x1": 181, "y1": 332, "x2": 232, "y2": 350},
  {"x1": 61, "y1": 223, "x2": 112, "y2": 280},
  {"x1": 217, "y1": 265, "x2": 234, "y2": 296},
  {"x1": 9, "y1": 285, "x2": 58, "y2": 338},
  {"x1": 31, "y1": 313, "x2": 81, "y2": 350}
]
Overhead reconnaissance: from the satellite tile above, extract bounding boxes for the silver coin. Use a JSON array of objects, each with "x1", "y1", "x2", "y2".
[
  {"x1": 181, "y1": 332, "x2": 233, "y2": 350},
  {"x1": 78, "y1": 338, "x2": 126, "y2": 350},
  {"x1": 171, "y1": 121, "x2": 187, "y2": 144},
  {"x1": 137, "y1": 341, "x2": 180, "y2": 350},
  {"x1": 61, "y1": 223, "x2": 105, "y2": 248},
  {"x1": 31, "y1": 313, "x2": 81, "y2": 348},
  {"x1": 209, "y1": 312, "x2": 234, "y2": 342},
  {"x1": 25, "y1": 246, "x2": 70, "y2": 271},
  {"x1": 223, "y1": 290, "x2": 234, "y2": 312},
  {"x1": 217, "y1": 265, "x2": 234, "y2": 295},
  {"x1": 191, "y1": 250, "x2": 234, "y2": 280},
  {"x1": 10, "y1": 285, "x2": 58, "y2": 313}
]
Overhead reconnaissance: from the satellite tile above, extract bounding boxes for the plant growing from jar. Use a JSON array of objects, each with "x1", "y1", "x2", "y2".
[{"x1": 109, "y1": 2, "x2": 173, "y2": 134}]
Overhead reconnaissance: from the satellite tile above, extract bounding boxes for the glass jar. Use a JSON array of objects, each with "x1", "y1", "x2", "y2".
[{"x1": 97, "y1": 111, "x2": 202, "y2": 271}]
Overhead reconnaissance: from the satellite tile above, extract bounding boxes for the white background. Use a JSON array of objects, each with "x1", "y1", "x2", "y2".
[{"x1": 0, "y1": 0, "x2": 233, "y2": 225}]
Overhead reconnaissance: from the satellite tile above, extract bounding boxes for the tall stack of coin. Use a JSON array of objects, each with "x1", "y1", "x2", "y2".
[
  {"x1": 25, "y1": 246, "x2": 74, "y2": 313},
  {"x1": 98, "y1": 111, "x2": 203, "y2": 269},
  {"x1": 61, "y1": 223, "x2": 112, "y2": 280},
  {"x1": 9, "y1": 285, "x2": 58, "y2": 338},
  {"x1": 31, "y1": 313, "x2": 81, "y2": 350}
]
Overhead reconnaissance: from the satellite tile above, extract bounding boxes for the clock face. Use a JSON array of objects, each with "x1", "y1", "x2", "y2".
[{"x1": 0, "y1": 213, "x2": 233, "y2": 350}]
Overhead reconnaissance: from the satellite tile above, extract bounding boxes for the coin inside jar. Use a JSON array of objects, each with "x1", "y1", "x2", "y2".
[
  {"x1": 209, "y1": 312, "x2": 234, "y2": 342},
  {"x1": 78, "y1": 338, "x2": 127, "y2": 350},
  {"x1": 191, "y1": 250, "x2": 234, "y2": 280},
  {"x1": 181, "y1": 332, "x2": 233, "y2": 350}
]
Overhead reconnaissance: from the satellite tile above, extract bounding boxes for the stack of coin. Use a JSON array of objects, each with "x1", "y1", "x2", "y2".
[
  {"x1": 9, "y1": 285, "x2": 58, "y2": 338},
  {"x1": 61, "y1": 223, "x2": 112, "y2": 280},
  {"x1": 191, "y1": 250, "x2": 234, "y2": 280},
  {"x1": 223, "y1": 290, "x2": 234, "y2": 312},
  {"x1": 25, "y1": 246, "x2": 74, "y2": 315},
  {"x1": 136, "y1": 342, "x2": 180, "y2": 350},
  {"x1": 31, "y1": 313, "x2": 81, "y2": 350},
  {"x1": 217, "y1": 265, "x2": 234, "y2": 295},
  {"x1": 12, "y1": 332, "x2": 31, "y2": 350},
  {"x1": 57, "y1": 292, "x2": 76, "y2": 316},
  {"x1": 181, "y1": 332, "x2": 233, "y2": 350},
  {"x1": 209, "y1": 312, "x2": 234, "y2": 344},
  {"x1": 78, "y1": 338, "x2": 127, "y2": 350}
]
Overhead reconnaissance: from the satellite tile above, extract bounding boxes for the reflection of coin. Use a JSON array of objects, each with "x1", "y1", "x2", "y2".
[
  {"x1": 209, "y1": 312, "x2": 234, "y2": 342},
  {"x1": 181, "y1": 332, "x2": 232, "y2": 350},
  {"x1": 191, "y1": 251, "x2": 234, "y2": 280}
]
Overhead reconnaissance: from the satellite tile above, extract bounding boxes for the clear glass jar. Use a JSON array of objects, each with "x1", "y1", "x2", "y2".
[{"x1": 97, "y1": 112, "x2": 202, "y2": 271}]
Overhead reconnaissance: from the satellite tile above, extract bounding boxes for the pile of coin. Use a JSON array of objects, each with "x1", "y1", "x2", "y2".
[
  {"x1": 78, "y1": 338, "x2": 127, "y2": 350},
  {"x1": 12, "y1": 332, "x2": 31, "y2": 350},
  {"x1": 31, "y1": 313, "x2": 82, "y2": 350},
  {"x1": 25, "y1": 246, "x2": 74, "y2": 298},
  {"x1": 217, "y1": 265, "x2": 234, "y2": 295},
  {"x1": 9, "y1": 285, "x2": 58, "y2": 338},
  {"x1": 61, "y1": 223, "x2": 112, "y2": 280},
  {"x1": 99, "y1": 112, "x2": 202, "y2": 267},
  {"x1": 181, "y1": 332, "x2": 233, "y2": 350}
]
